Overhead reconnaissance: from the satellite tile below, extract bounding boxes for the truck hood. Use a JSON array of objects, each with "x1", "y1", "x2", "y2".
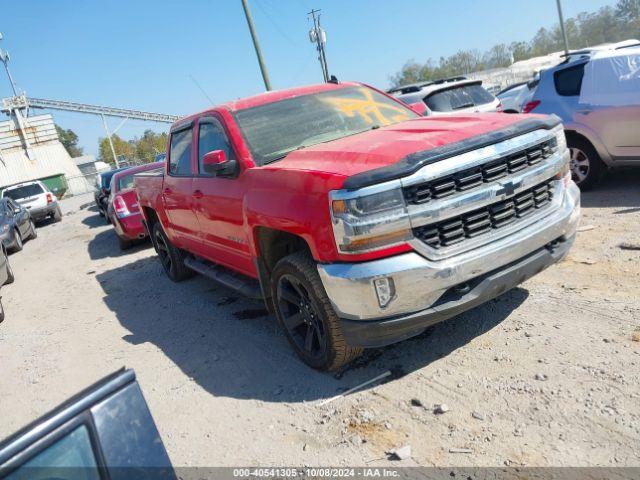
[{"x1": 266, "y1": 113, "x2": 557, "y2": 188}]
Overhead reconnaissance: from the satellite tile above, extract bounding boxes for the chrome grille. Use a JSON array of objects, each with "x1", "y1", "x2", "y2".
[
  {"x1": 404, "y1": 138, "x2": 557, "y2": 205},
  {"x1": 413, "y1": 179, "x2": 555, "y2": 249}
]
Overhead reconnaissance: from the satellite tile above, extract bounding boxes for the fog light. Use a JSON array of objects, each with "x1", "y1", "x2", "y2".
[{"x1": 373, "y1": 277, "x2": 395, "y2": 308}]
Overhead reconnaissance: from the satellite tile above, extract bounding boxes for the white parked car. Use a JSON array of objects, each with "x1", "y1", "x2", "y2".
[
  {"x1": 1, "y1": 180, "x2": 62, "y2": 223},
  {"x1": 497, "y1": 76, "x2": 539, "y2": 113},
  {"x1": 387, "y1": 77, "x2": 501, "y2": 116}
]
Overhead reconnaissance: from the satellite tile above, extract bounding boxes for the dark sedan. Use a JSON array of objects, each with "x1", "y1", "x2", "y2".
[
  {"x1": 0, "y1": 243, "x2": 14, "y2": 322},
  {"x1": 0, "y1": 198, "x2": 37, "y2": 253},
  {"x1": 95, "y1": 166, "x2": 129, "y2": 220}
]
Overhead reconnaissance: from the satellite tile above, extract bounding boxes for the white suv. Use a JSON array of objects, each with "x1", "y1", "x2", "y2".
[
  {"x1": 1, "y1": 180, "x2": 62, "y2": 223},
  {"x1": 388, "y1": 77, "x2": 501, "y2": 116}
]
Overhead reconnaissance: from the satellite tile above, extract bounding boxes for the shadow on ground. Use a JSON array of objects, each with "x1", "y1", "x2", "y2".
[
  {"x1": 581, "y1": 169, "x2": 640, "y2": 210},
  {"x1": 87, "y1": 224, "x2": 151, "y2": 259},
  {"x1": 96, "y1": 252, "x2": 528, "y2": 403},
  {"x1": 82, "y1": 212, "x2": 110, "y2": 230}
]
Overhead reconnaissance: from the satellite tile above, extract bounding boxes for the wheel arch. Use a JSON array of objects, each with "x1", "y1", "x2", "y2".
[
  {"x1": 564, "y1": 128, "x2": 612, "y2": 167},
  {"x1": 253, "y1": 226, "x2": 313, "y2": 311}
]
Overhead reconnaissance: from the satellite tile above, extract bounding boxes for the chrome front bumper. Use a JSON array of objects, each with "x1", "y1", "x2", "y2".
[{"x1": 318, "y1": 181, "x2": 580, "y2": 322}]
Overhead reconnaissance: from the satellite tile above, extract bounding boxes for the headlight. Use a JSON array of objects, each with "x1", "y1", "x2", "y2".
[
  {"x1": 551, "y1": 124, "x2": 571, "y2": 184},
  {"x1": 330, "y1": 184, "x2": 412, "y2": 254},
  {"x1": 552, "y1": 124, "x2": 567, "y2": 153}
]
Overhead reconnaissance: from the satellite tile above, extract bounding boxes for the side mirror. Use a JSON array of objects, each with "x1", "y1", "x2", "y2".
[
  {"x1": 409, "y1": 102, "x2": 427, "y2": 116},
  {"x1": 202, "y1": 150, "x2": 236, "y2": 176}
]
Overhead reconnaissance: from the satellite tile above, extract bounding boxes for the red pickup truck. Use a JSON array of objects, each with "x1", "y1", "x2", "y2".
[{"x1": 135, "y1": 82, "x2": 580, "y2": 371}]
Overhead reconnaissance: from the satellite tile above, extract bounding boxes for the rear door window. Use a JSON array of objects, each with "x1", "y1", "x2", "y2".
[
  {"x1": 5, "y1": 425, "x2": 100, "y2": 480},
  {"x1": 198, "y1": 119, "x2": 235, "y2": 175},
  {"x1": 117, "y1": 174, "x2": 135, "y2": 191},
  {"x1": 554, "y1": 63, "x2": 586, "y2": 96},
  {"x1": 3, "y1": 184, "x2": 44, "y2": 201},
  {"x1": 425, "y1": 84, "x2": 495, "y2": 112},
  {"x1": 169, "y1": 127, "x2": 193, "y2": 176}
]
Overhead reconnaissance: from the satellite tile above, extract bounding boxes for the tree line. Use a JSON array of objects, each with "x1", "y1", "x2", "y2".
[
  {"x1": 56, "y1": 123, "x2": 167, "y2": 166},
  {"x1": 97, "y1": 130, "x2": 168, "y2": 166},
  {"x1": 390, "y1": 0, "x2": 640, "y2": 87}
]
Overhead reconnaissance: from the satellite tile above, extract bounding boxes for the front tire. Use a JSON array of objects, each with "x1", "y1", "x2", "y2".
[
  {"x1": 152, "y1": 222, "x2": 194, "y2": 282},
  {"x1": 568, "y1": 136, "x2": 605, "y2": 190},
  {"x1": 271, "y1": 251, "x2": 362, "y2": 371}
]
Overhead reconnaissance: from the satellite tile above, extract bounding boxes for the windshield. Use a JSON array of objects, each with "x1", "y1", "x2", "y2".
[
  {"x1": 234, "y1": 86, "x2": 418, "y2": 165},
  {"x1": 3, "y1": 183, "x2": 44, "y2": 200},
  {"x1": 425, "y1": 84, "x2": 495, "y2": 111}
]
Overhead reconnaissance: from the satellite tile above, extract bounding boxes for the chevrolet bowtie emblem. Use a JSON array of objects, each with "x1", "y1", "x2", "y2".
[{"x1": 496, "y1": 180, "x2": 520, "y2": 197}]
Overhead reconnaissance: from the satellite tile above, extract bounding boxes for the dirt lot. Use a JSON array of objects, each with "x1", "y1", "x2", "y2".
[{"x1": 1, "y1": 171, "x2": 639, "y2": 467}]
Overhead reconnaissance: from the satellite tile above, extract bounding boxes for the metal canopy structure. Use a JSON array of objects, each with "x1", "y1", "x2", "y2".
[{"x1": 1, "y1": 95, "x2": 179, "y2": 123}]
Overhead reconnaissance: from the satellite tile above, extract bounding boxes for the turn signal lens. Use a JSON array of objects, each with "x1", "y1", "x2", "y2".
[
  {"x1": 338, "y1": 229, "x2": 412, "y2": 252},
  {"x1": 373, "y1": 277, "x2": 396, "y2": 308}
]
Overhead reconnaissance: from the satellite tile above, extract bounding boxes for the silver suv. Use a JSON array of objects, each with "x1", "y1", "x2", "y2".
[
  {"x1": 527, "y1": 44, "x2": 640, "y2": 189},
  {"x1": 388, "y1": 77, "x2": 500, "y2": 116}
]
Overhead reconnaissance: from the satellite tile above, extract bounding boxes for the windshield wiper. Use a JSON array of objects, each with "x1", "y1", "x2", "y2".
[{"x1": 453, "y1": 103, "x2": 475, "y2": 110}]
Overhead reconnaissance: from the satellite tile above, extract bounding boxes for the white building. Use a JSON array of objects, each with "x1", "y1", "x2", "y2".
[{"x1": 0, "y1": 113, "x2": 89, "y2": 196}]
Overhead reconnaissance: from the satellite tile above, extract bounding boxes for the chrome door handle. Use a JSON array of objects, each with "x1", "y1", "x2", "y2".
[{"x1": 193, "y1": 190, "x2": 204, "y2": 199}]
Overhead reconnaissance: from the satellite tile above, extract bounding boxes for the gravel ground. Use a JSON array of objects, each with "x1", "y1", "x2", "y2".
[{"x1": 0, "y1": 171, "x2": 639, "y2": 467}]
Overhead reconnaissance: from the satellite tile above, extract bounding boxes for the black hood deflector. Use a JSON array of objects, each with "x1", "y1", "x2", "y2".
[{"x1": 342, "y1": 115, "x2": 561, "y2": 191}]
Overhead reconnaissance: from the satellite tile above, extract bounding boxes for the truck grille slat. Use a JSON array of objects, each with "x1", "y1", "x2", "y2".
[
  {"x1": 413, "y1": 179, "x2": 555, "y2": 249},
  {"x1": 404, "y1": 138, "x2": 557, "y2": 205}
]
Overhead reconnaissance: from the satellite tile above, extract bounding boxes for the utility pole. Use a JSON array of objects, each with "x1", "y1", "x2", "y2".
[
  {"x1": 555, "y1": 0, "x2": 570, "y2": 56},
  {"x1": 0, "y1": 35, "x2": 19, "y2": 98},
  {"x1": 0, "y1": 32, "x2": 34, "y2": 159},
  {"x1": 241, "y1": 0, "x2": 272, "y2": 91},
  {"x1": 101, "y1": 113, "x2": 120, "y2": 168},
  {"x1": 308, "y1": 9, "x2": 329, "y2": 82}
]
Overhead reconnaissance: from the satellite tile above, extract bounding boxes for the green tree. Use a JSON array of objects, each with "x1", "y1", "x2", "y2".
[
  {"x1": 98, "y1": 134, "x2": 135, "y2": 165},
  {"x1": 97, "y1": 130, "x2": 167, "y2": 166},
  {"x1": 135, "y1": 130, "x2": 168, "y2": 162},
  {"x1": 55, "y1": 125, "x2": 83, "y2": 157}
]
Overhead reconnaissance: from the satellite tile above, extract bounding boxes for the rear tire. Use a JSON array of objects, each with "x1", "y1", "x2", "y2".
[
  {"x1": 9, "y1": 228, "x2": 23, "y2": 253},
  {"x1": 271, "y1": 251, "x2": 363, "y2": 371},
  {"x1": 118, "y1": 236, "x2": 133, "y2": 251},
  {"x1": 567, "y1": 136, "x2": 605, "y2": 190},
  {"x1": 53, "y1": 206, "x2": 63, "y2": 222},
  {"x1": 152, "y1": 222, "x2": 194, "y2": 282}
]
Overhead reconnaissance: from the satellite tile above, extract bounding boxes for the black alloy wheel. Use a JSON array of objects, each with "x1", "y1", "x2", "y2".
[
  {"x1": 276, "y1": 273, "x2": 327, "y2": 361},
  {"x1": 154, "y1": 227, "x2": 172, "y2": 274}
]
